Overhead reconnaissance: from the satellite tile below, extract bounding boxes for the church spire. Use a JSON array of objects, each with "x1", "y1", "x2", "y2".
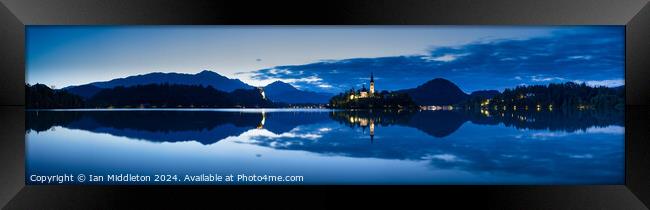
[{"x1": 369, "y1": 72, "x2": 375, "y2": 94}]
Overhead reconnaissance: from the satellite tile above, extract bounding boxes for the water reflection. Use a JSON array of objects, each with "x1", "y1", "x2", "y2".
[
  {"x1": 26, "y1": 109, "x2": 624, "y2": 184},
  {"x1": 26, "y1": 110, "x2": 331, "y2": 144},
  {"x1": 330, "y1": 110, "x2": 469, "y2": 138},
  {"x1": 27, "y1": 109, "x2": 623, "y2": 143}
]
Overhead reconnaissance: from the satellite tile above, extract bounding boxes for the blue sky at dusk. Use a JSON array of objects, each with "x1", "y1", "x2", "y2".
[{"x1": 27, "y1": 26, "x2": 623, "y2": 93}]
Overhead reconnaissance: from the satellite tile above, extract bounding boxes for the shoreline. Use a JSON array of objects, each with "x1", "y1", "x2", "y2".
[{"x1": 25, "y1": 108, "x2": 337, "y2": 112}]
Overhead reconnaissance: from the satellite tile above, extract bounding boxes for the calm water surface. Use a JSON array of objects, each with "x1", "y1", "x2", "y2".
[{"x1": 25, "y1": 109, "x2": 624, "y2": 184}]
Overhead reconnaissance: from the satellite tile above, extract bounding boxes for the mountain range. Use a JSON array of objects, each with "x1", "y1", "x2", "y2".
[
  {"x1": 263, "y1": 81, "x2": 332, "y2": 104},
  {"x1": 63, "y1": 70, "x2": 332, "y2": 104},
  {"x1": 77, "y1": 70, "x2": 252, "y2": 91},
  {"x1": 59, "y1": 70, "x2": 500, "y2": 106}
]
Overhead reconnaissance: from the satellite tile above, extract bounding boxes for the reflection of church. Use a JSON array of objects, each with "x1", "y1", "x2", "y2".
[
  {"x1": 349, "y1": 72, "x2": 376, "y2": 100},
  {"x1": 348, "y1": 115, "x2": 376, "y2": 142}
]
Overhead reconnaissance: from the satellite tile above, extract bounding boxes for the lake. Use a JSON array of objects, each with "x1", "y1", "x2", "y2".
[{"x1": 25, "y1": 108, "x2": 624, "y2": 185}]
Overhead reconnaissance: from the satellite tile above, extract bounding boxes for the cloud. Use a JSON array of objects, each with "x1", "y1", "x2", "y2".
[
  {"x1": 241, "y1": 128, "x2": 322, "y2": 140},
  {"x1": 318, "y1": 127, "x2": 332, "y2": 132},
  {"x1": 569, "y1": 154, "x2": 594, "y2": 159},
  {"x1": 423, "y1": 154, "x2": 466, "y2": 162},
  {"x1": 283, "y1": 75, "x2": 322, "y2": 83},
  {"x1": 267, "y1": 68, "x2": 293, "y2": 75},
  {"x1": 423, "y1": 53, "x2": 469, "y2": 62},
  {"x1": 568, "y1": 55, "x2": 593, "y2": 60},
  {"x1": 242, "y1": 27, "x2": 624, "y2": 93},
  {"x1": 530, "y1": 75, "x2": 565, "y2": 82}
]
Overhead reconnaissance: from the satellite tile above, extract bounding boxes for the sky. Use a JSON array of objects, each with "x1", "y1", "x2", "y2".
[{"x1": 26, "y1": 26, "x2": 624, "y2": 93}]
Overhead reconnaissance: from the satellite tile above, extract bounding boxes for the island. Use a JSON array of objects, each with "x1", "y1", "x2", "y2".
[{"x1": 328, "y1": 73, "x2": 417, "y2": 109}]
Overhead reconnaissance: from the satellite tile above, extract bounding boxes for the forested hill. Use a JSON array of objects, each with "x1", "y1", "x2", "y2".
[
  {"x1": 463, "y1": 82, "x2": 624, "y2": 110},
  {"x1": 87, "y1": 84, "x2": 273, "y2": 108},
  {"x1": 77, "y1": 70, "x2": 253, "y2": 92},
  {"x1": 26, "y1": 84, "x2": 85, "y2": 109},
  {"x1": 396, "y1": 78, "x2": 469, "y2": 106},
  {"x1": 264, "y1": 81, "x2": 332, "y2": 104},
  {"x1": 27, "y1": 83, "x2": 274, "y2": 109}
]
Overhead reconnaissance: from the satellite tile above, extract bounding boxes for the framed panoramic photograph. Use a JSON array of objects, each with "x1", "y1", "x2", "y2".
[
  {"x1": 24, "y1": 25, "x2": 626, "y2": 185},
  {"x1": 1, "y1": 0, "x2": 650, "y2": 209}
]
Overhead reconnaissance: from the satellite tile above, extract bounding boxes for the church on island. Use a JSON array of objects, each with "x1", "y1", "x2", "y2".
[
  {"x1": 330, "y1": 72, "x2": 417, "y2": 109},
  {"x1": 349, "y1": 72, "x2": 376, "y2": 100}
]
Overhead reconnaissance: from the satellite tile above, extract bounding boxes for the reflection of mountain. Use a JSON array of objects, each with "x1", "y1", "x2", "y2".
[
  {"x1": 27, "y1": 111, "x2": 262, "y2": 144},
  {"x1": 465, "y1": 109, "x2": 624, "y2": 132},
  {"x1": 404, "y1": 111, "x2": 468, "y2": 137},
  {"x1": 27, "y1": 109, "x2": 623, "y2": 144},
  {"x1": 26, "y1": 111, "x2": 85, "y2": 132},
  {"x1": 26, "y1": 110, "x2": 332, "y2": 144},
  {"x1": 263, "y1": 111, "x2": 331, "y2": 134},
  {"x1": 330, "y1": 109, "x2": 624, "y2": 138},
  {"x1": 330, "y1": 110, "x2": 467, "y2": 138}
]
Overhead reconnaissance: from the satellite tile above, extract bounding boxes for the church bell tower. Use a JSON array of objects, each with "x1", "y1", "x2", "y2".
[{"x1": 369, "y1": 72, "x2": 375, "y2": 94}]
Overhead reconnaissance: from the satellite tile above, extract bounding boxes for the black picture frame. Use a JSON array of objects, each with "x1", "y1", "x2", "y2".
[{"x1": 1, "y1": 0, "x2": 649, "y2": 209}]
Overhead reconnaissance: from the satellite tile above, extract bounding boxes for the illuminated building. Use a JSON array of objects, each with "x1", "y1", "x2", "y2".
[
  {"x1": 349, "y1": 73, "x2": 376, "y2": 99},
  {"x1": 369, "y1": 72, "x2": 375, "y2": 94}
]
